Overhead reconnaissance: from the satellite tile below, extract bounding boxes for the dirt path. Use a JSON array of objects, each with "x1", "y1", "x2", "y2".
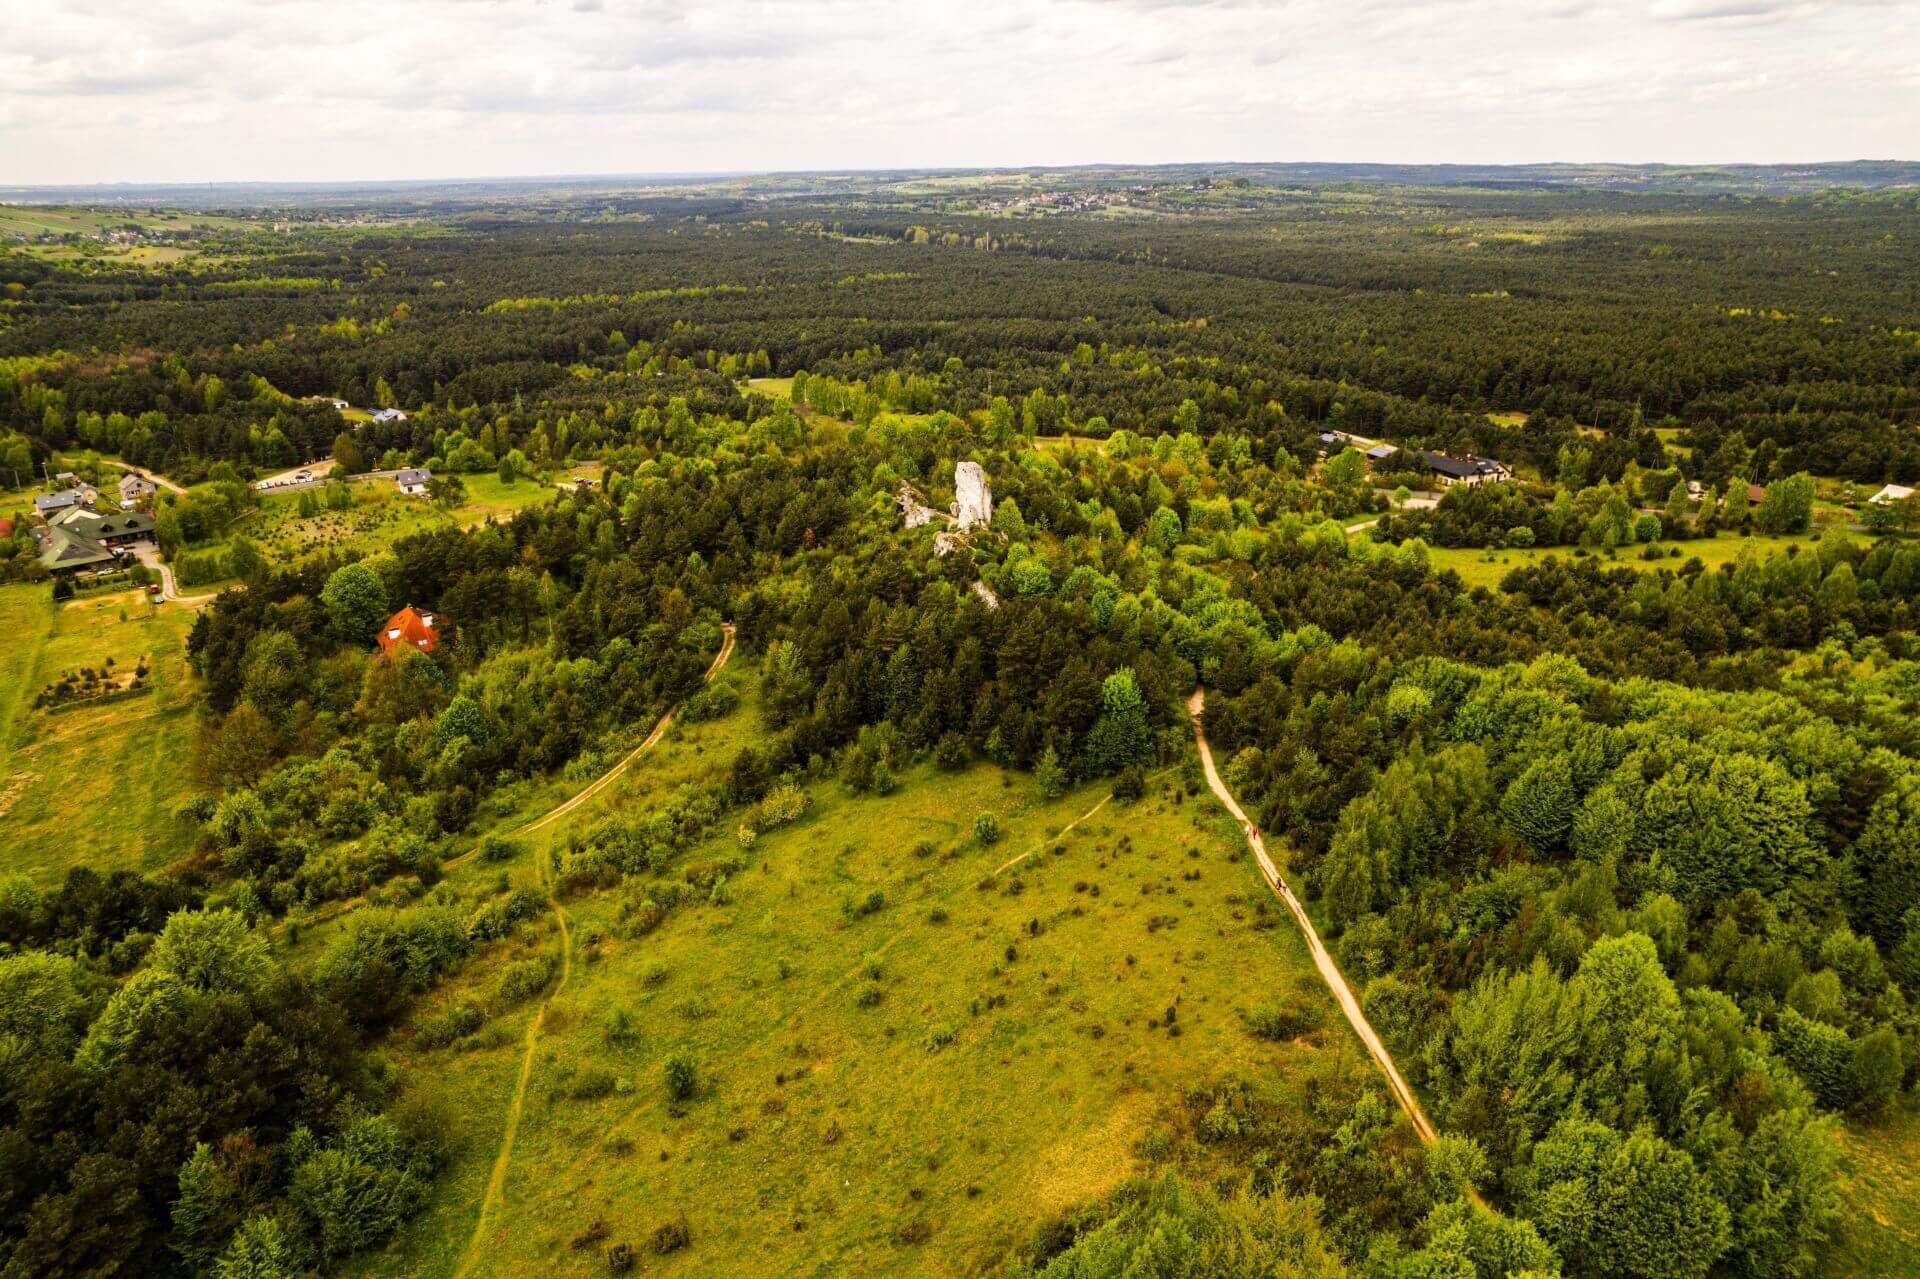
[
  {"x1": 442, "y1": 625, "x2": 735, "y2": 872},
  {"x1": 450, "y1": 623, "x2": 735, "y2": 1278},
  {"x1": 1187, "y1": 687, "x2": 1440, "y2": 1145},
  {"x1": 454, "y1": 841, "x2": 571, "y2": 1279},
  {"x1": 98, "y1": 458, "x2": 187, "y2": 496}
]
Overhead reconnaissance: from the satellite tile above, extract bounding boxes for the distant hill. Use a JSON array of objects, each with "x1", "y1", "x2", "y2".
[{"x1": 1, "y1": 159, "x2": 1914, "y2": 209}]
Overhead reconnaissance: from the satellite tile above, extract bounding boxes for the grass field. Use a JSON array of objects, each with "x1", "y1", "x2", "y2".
[
  {"x1": 0, "y1": 584, "x2": 203, "y2": 884},
  {"x1": 1824, "y1": 1101, "x2": 1920, "y2": 1276},
  {"x1": 207, "y1": 471, "x2": 567, "y2": 576},
  {"x1": 1426, "y1": 530, "x2": 1829, "y2": 591},
  {"x1": 338, "y1": 682, "x2": 1351, "y2": 1278}
]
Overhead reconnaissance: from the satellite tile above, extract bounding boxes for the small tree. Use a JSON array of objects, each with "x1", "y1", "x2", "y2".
[
  {"x1": 973, "y1": 813, "x2": 1002, "y2": 846},
  {"x1": 663, "y1": 1055, "x2": 698, "y2": 1102}
]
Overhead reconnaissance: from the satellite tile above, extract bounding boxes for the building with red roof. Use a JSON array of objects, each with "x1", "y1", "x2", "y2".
[{"x1": 377, "y1": 605, "x2": 440, "y2": 656}]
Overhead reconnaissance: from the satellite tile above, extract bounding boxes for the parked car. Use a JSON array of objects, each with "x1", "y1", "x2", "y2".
[{"x1": 295, "y1": 469, "x2": 314, "y2": 481}]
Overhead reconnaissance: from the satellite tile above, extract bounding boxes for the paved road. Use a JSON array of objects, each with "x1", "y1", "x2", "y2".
[
  {"x1": 132, "y1": 544, "x2": 220, "y2": 607},
  {"x1": 1188, "y1": 686, "x2": 1441, "y2": 1145}
]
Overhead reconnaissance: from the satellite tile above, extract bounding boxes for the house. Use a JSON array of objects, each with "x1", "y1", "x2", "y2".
[
  {"x1": 1420, "y1": 451, "x2": 1512, "y2": 487},
  {"x1": 1365, "y1": 443, "x2": 1399, "y2": 465},
  {"x1": 50, "y1": 506, "x2": 155, "y2": 547},
  {"x1": 395, "y1": 468, "x2": 432, "y2": 496},
  {"x1": 118, "y1": 473, "x2": 157, "y2": 506},
  {"x1": 31, "y1": 508, "x2": 151, "y2": 577},
  {"x1": 377, "y1": 605, "x2": 440, "y2": 656},
  {"x1": 1748, "y1": 483, "x2": 1766, "y2": 505},
  {"x1": 34, "y1": 490, "x2": 83, "y2": 515},
  {"x1": 371, "y1": 408, "x2": 408, "y2": 424},
  {"x1": 1868, "y1": 483, "x2": 1915, "y2": 506},
  {"x1": 35, "y1": 528, "x2": 119, "y2": 575}
]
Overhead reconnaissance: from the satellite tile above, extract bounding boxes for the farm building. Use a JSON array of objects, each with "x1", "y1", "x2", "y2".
[{"x1": 1420, "y1": 451, "x2": 1512, "y2": 487}]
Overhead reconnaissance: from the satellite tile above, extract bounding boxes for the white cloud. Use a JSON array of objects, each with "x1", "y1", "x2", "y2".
[{"x1": 3, "y1": 0, "x2": 1916, "y2": 181}]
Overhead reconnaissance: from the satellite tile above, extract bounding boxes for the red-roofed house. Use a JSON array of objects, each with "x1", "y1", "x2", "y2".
[{"x1": 377, "y1": 605, "x2": 440, "y2": 656}]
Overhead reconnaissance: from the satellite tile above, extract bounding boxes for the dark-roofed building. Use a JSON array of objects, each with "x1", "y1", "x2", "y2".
[
  {"x1": 396, "y1": 468, "x2": 432, "y2": 496},
  {"x1": 50, "y1": 506, "x2": 155, "y2": 547},
  {"x1": 34, "y1": 489, "x2": 83, "y2": 515},
  {"x1": 1421, "y1": 451, "x2": 1512, "y2": 487}
]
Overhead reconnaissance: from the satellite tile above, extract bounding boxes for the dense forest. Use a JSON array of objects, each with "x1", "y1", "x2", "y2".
[{"x1": 1, "y1": 182, "x2": 1917, "y2": 1278}]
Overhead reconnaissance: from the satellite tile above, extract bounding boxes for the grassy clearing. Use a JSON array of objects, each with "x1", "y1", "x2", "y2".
[
  {"x1": 1823, "y1": 1101, "x2": 1920, "y2": 1276},
  {"x1": 1427, "y1": 530, "x2": 1828, "y2": 591},
  {"x1": 0, "y1": 584, "x2": 202, "y2": 883},
  {"x1": 350, "y1": 699, "x2": 1347, "y2": 1277},
  {"x1": 230, "y1": 472, "x2": 561, "y2": 572}
]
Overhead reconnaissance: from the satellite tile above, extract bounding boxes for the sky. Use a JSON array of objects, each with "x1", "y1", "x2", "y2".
[{"x1": 4, "y1": 0, "x2": 1917, "y2": 184}]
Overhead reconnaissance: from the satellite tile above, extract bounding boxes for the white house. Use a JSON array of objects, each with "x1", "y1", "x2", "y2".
[
  {"x1": 371, "y1": 408, "x2": 408, "y2": 424},
  {"x1": 396, "y1": 467, "x2": 432, "y2": 496},
  {"x1": 1868, "y1": 483, "x2": 1914, "y2": 506}
]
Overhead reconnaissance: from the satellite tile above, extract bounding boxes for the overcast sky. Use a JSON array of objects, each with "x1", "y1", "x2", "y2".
[{"x1": 5, "y1": 0, "x2": 1916, "y2": 184}]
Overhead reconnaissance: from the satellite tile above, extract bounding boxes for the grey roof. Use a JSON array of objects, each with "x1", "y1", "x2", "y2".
[
  {"x1": 34, "y1": 490, "x2": 82, "y2": 513},
  {"x1": 118, "y1": 473, "x2": 156, "y2": 495},
  {"x1": 1421, "y1": 451, "x2": 1508, "y2": 480},
  {"x1": 1365, "y1": 444, "x2": 1397, "y2": 459},
  {"x1": 396, "y1": 468, "x2": 432, "y2": 485}
]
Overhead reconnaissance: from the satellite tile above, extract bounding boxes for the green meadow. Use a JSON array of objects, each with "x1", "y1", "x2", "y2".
[
  {"x1": 0, "y1": 585, "x2": 203, "y2": 883},
  {"x1": 330, "y1": 680, "x2": 1351, "y2": 1278}
]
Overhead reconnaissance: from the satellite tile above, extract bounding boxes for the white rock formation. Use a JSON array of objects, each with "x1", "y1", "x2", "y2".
[
  {"x1": 896, "y1": 481, "x2": 933, "y2": 529},
  {"x1": 952, "y1": 461, "x2": 992, "y2": 531},
  {"x1": 972, "y1": 580, "x2": 1000, "y2": 611}
]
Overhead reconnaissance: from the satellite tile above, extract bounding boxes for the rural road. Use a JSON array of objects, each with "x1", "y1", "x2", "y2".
[
  {"x1": 452, "y1": 623, "x2": 736, "y2": 1279},
  {"x1": 1187, "y1": 686, "x2": 1441, "y2": 1146}
]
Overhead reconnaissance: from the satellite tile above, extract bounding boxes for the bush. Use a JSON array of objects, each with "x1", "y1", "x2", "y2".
[
  {"x1": 414, "y1": 1002, "x2": 484, "y2": 1049},
  {"x1": 569, "y1": 1067, "x2": 619, "y2": 1100},
  {"x1": 1241, "y1": 999, "x2": 1322, "y2": 1042},
  {"x1": 974, "y1": 813, "x2": 1002, "y2": 846},
  {"x1": 651, "y1": 1215, "x2": 691, "y2": 1254},
  {"x1": 494, "y1": 956, "x2": 554, "y2": 1006},
  {"x1": 1112, "y1": 765, "x2": 1146, "y2": 803},
  {"x1": 477, "y1": 834, "x2": 523, "y2": 864},
  {"x1": 934, "y1": 732, "x2": 970, "y2": 770},
  {"x1": 843, "y1": 889, "x2": 886, "y2": 920},
  {"x1": 664, "y1": 1054, "x2": 699, "y2": 1102},
  {"x1": 679, "y1": 680, "x2": 739, "y2": 723},
  {"x1": 607, "y1": 1241, "x2": 636, "y2": 1274},
  {"x1": 1506, "y1": 525, "x2": 1535, "y2": 548}
]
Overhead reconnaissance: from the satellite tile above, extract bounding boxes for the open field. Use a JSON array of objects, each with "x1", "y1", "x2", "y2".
[
  {"x1": 341, "y1": 691, "x2": 1350, "y2": 1278},
  {"x1": 1426, "y1": 529, "x2": 1831, "y2": 591},
  {"x1": 1825, "y1": 1102, "x2": 1920, "y2": 1277},
  {"x1": 0, "y1": 584, "x2": 202, "y2": 884},
  {"x1": 185, "y1": 469, "x2": 570, "y2": 584}
]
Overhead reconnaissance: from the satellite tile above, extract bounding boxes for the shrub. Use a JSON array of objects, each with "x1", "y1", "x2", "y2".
[
  {"x1": 923, "y1": 1023, "x2": 957, "y2": 1052},
  {"x1": 679, "y1": 680, "x2": 739, "y2": 723},
  {"x1": 651, "y1": 1215, "x2": 691, "y2": 1254},
  {"x1": 1112, "y1": 765, "x2": 1146, "y2": 803},
  {"x1": 477, "y1": 834, "x2": 523, "y2": 864},
  {"x1": 494, "y1": 956, "x2": 554, "y2": 1006},
  {"x1": 973, "y1": 813, "x2": 1002, "y2": 845},
  {"x1": 569, "y1": 1067, "x2": 618, "y2": 1100},
  {"x1": 415, "y1": 1002, "x2": 484, "y2": 1049},
  {"x1": 664, "y1": 1054, "x2": 699, "y2": 1102},
  {"x1": 606, "y1": 1241, "x2": 636, "y2": 1274},
  {"x1": 1241, "y1": 1000, "x2": 1322, "y2": 1042},
  {"x1": 843, "y1": 890, "x2": 886, "y2": 920},
  {"x1": 934, "y1": 732, "x2": 970, "y2": 770}
]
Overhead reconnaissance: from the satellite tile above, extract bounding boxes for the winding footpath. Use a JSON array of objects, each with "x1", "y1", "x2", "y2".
[
  {"x1": 451, "y1": 623, "x2": 735, "y2": 1279},
  {"x1": 1187, "y1": 687, "x2": 1440, "y2": 1145}
]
